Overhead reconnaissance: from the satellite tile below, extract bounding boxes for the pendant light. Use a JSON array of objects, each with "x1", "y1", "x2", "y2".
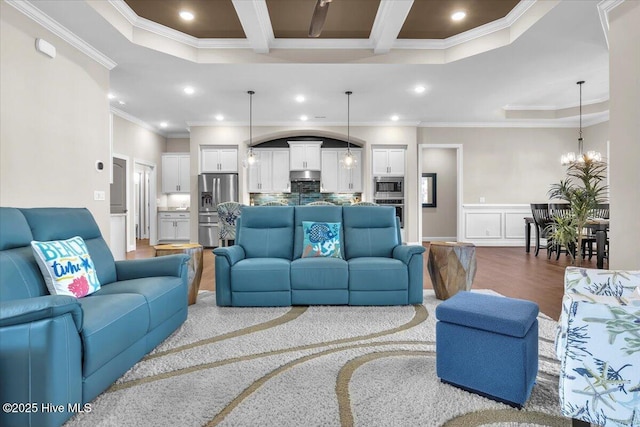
[
  {"x1": 245, "y1": 90, "x2": 257, "y2": 167},
  {"x1": 341, "y1": 91, "x2": 357, "y2": 170},
  {"x1": 561, "y1": 81, "x2": 601, "y2": 165}
]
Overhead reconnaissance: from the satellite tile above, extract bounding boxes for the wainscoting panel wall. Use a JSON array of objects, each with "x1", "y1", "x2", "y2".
[{"x1": 463, "y1": 204, "x2": 531, "y2": 246}]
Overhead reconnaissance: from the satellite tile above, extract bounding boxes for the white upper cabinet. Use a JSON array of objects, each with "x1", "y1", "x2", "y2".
[
  {"x1": 271, "y1": 150, "x2": 291, "y2": 193},
  {"x1": 248, "y1": 149, "x2": 290, "y2": 193},
  {"x1": 288, "y1": 141, "x2": 322, "y2": 170},
  {"x1": 372, "y1": 148, "x2": 405, "y2": 176},
  {"x1": 201, "y1": 147, "x2": 237, "y2": 173},
  {"x1": 321, "y1": 149, "x2": 362, "y2": 193},
  {"x1": 162, "y1": 153, "x2": 190, "y2": 193},
  {"x1": 320, "y1": 150, "x2": 339, "y2": 193}
]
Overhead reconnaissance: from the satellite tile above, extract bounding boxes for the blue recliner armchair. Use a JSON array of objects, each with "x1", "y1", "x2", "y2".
[
  {"x1": 0, "y1": 207, "x2": 189, "y2": 427},
  {"x1": 213, "y1": 205, "x2": 425, "y2": 306}
]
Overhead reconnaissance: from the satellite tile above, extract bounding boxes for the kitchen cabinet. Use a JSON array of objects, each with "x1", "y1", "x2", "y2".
[
  {"x1": 162, "y1": 153, "x2": 190, "y2": 193},
  {"x1": 288, "y1": 141, "x2": 322, "y2": 170},
  {"x1": 158, "y1": 212, "x2": 190, "y2": 242},
  {"x1": 338, "y1": 149, "x2": 362, "y2": 192},
  {"x1": 321, "y1": 149, "x2": 362, "y2": 193},
  {"x1": 248, "y1": 149, "x2": 290, "y2": 193},
  {"x1": 372, "y1": 148, "x2": 405, "y2": 176},
  {"x1": 201, "y1": 147, "x2": 237, "y2": 173}
]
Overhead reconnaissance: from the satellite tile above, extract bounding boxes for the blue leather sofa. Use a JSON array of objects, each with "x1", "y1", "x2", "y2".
[
  {"x1": 0, "y1": 207, "x2": 189, "y2": 427},
  {"x1": 213, "y1": 205, "x2": 425, "y2": 306}
]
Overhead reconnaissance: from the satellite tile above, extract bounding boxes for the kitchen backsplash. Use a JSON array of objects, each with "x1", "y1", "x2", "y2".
[{"x1": 250, "y1": 191, "x2": 361, "y2": 206}]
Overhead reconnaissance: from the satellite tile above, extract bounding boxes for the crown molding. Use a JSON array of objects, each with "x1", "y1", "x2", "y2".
[
  {"x1": 270, "y1": 38, "x2": 373, "y2": 50},
  {"x1": 5, "y1": 0, "x2": 117, "y2": 69},
  {"x1": 110, "y1": 107, "x2": 167, "y2": 137},
  {"x1": 503, "y1": 96, "x2": 610, "y2": 111},
  {"x1": 187, "y1": 120, "x2": 420, "y2": 128},
  {"x1": 419, "y1": 113, "x2": 609, "y2": 128},
  {"x1": 597, "y1": 0, "x2": 625, "y2": 48}
]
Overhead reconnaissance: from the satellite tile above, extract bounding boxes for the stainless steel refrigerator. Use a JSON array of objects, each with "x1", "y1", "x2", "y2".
[{"x1": 198, "y1": 173, "x2": 238, "y2": 247}]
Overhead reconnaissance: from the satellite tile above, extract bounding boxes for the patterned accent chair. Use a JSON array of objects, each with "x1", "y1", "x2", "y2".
[
  {"x1": 217, "y1": 202, "x2": 242, "y2": 247},
  {"x1": 351, "y1": 201, "x2": 378, "y2": 206},
  {"x1": 556, "y1": 267, "x2": 640, "y2": 427},
  {"x1": 260, "y1": 201, "x2": 288, "y2": 206}
]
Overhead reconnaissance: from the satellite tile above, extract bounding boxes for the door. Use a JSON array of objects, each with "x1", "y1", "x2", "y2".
[
  {"x1": 272, "y1": 150, "x2": 291, "y2": 193},
  {"x1": 178, "y1": 155, "x2": 190, "y2": 192},
  {"x1": 111, "y1": 157, "x2": 127, "y2": 214},
  {"x1": 372, "y1": 149, "x2": 389, "y2": 176},
  {"x1": 321, "y1": 150, "x2": 339, "y2": 192},
  {"x1": 219, "y1": 149, "x2": 238, "y2": 172},
  {"x1": 388, "y1": 149, "x2": 405, "y2": 175}
]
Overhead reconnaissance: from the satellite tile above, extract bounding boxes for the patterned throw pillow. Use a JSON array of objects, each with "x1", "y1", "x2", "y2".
[
  {"x1": 31, "y1": 236, "x2": 101, "y2": 298},
  {"x1": 302, "y1": 221, "x2": 342, "y2": 258}
]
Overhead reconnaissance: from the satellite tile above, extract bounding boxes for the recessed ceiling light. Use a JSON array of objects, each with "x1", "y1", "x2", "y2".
[
  {"x1": 179, "y1": 11, "x2": 194, "y2": 21},
  {"x1": 391, "y1": 115, "x2": 399, "y2": 121},
  {"x1": 107, "y1": 93, "x2": 115, "y2": 100},
  {"x1": 160, "y1": 122, "x2": 168, "y2": 128},
  {"x1": 215, "y1": 114, "x2": 224, "y2": 121},
  {"x1": 118, "y1": 100, "x2": 126, "y2": 105},
  {"x1": 451, "y1": 11, "x2": 466, "y2": 21},
  {"x1": 414, "y1": 85, "x2": 426, "y2": 94},
  {"x1": 183, "y1": 86, "x2": 195, "y2": 95},
  {"x1": 295, "y1": 95, "x2": 305, "y2": 103},
  {"x1": 300, "y1": 115, "x2": 308, "y2": 121}
]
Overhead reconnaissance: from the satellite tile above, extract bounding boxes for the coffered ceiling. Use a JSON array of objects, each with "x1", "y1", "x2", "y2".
[
  {"x1": 123, "y1": 0, "x2": 520, "y2": 40},
  {"x1": 12, "y1": 0, "x2": 612, "y2": 136}
]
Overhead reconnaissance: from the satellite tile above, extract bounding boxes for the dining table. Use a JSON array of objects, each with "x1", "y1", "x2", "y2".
[{"x1": 584, "y1": 219, "x2": 609, "y2": 269}]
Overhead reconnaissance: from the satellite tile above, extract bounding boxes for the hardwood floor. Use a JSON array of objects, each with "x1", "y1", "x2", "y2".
[{"x1": 128, "y1": 240, "x2": 603, "y2": 320}]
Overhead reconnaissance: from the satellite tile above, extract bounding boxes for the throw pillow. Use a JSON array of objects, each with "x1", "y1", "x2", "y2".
[
  {"x1": 302, "y1": 221, "x2": 342, "y2": 258},
  {"x1": 31, "y1": 236, "x2": 101, "y2": 298}
]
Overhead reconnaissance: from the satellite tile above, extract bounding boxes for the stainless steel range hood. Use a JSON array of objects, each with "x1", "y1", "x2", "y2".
[{"x1": 290, "y1": 170, "x2": 321, "y2": 182}]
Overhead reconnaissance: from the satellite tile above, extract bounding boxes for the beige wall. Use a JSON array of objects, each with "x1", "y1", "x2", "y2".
[
  {"x1": 421, "y1": 148, "x2": 457, "y2": 239},
  {"x1": 608, "y1": 1, "x2": 640, "y2": 269},
  {"x1": 417, "y1": 126, "x2": 608, "y2": 204},
  {"x1": 166, "y1": 138, "x2": 190, "y2": 152},
  {"x1": 0, "y1": 2, "x2": 111, "y2": 238},
  {"x1": 112, "y1": 114, "x2": 167, "y2": 249}
]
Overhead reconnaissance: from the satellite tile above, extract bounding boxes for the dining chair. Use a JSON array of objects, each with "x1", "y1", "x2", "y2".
[
  {"x1": 581, "y1": 203, "x2": 610, "y2": 260},
  {"x1": 530, "y1": 203, "x2": 553, "y2": 257},
  {"x1": 307, "y1": 201, "x2": 335, "y2": 206},
  {"x1": 548, "y1": 203, "x2": 574, "y2": 260},
  {"x1": 216, "y1": 201, "x2": 242, "y2": 247},
  {"x1": 260, "y1": 201, "x2": 288, "y2": 206}
]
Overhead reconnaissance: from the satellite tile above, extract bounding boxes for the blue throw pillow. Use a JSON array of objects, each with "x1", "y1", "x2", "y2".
[{"x1": 302, "y1": 221, "x2": 342, "y2": 258}]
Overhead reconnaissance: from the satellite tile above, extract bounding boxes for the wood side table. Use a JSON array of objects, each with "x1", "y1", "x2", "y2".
[
  {"x1": 427, "y1": 241, "x2": 477, "y2": 300},
  {"x1": 154, "y1": 243, "x2": 203, "y2": 305}
]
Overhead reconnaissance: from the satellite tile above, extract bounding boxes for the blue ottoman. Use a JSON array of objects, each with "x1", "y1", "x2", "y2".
[{"x1": 435, "y1": 291, "x2": 539, "y2": 408}]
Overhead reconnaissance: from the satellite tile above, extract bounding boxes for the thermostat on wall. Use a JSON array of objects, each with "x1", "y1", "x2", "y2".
[{"x1": 35, "y1": 38, "x2": 56, "y2": 59}]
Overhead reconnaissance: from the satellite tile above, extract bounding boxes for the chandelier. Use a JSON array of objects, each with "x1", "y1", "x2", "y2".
[
  {"x1": 560, "y1": 81, "x2": 601, "y2": 165},
  {"x1": 341, "y1": 91, "x2": 357, "y2": 170},
  {"x1": 245, "y1": 90, "x2": 257, "y2": 167}
]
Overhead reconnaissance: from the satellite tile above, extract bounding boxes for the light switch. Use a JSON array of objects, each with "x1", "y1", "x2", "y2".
[
  {"x1": 94, "y1": 191, "x2": 106, "y2": 201},
  {"x1": 479, "y1": 197, "x2": 486, "y2": 203}
]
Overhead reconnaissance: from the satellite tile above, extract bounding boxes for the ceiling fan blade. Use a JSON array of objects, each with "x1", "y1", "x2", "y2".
[{"x1": 308, "y1": 0, "x2": 332, "y2": 38}]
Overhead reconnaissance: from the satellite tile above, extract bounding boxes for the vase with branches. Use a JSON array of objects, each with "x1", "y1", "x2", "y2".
[{"x1": 548, "y1": 157, "x2": 608, "y2": 266}]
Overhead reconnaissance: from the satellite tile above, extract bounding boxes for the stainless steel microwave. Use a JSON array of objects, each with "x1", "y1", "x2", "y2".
[{"x1": 374, "y1": 177, "x2": 404, "y2": 198}]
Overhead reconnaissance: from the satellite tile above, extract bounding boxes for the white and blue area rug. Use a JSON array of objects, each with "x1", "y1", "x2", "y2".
[{"x1": 65, "y1": 291, "x2": 569, "y2": 427}]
